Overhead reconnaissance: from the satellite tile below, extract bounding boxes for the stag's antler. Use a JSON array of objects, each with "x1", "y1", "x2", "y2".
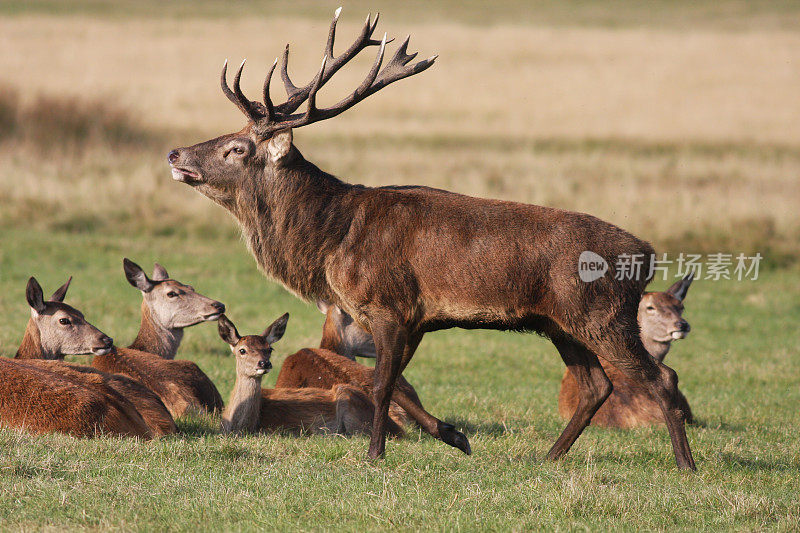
[{"x1": 220, "y1": 7, "x2": 437, "y2": 136}]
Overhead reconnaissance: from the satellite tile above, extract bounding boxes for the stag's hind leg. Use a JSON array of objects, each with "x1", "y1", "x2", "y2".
[
  {"x1": 587, "y1": 328, "x2": 696, "y2": 470},
  {"x1": 547, "y1": 336, "x2": 613, "y2": 461}
]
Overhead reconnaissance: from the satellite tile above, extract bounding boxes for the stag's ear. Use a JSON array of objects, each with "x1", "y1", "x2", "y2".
[
  {"x1": 267, "y1": 129, "x2": 292, "y2": 162},
  {"x1": 50, "y1": 276, "x2": 72, "y2": 302},
  {"x1": 667, "y1": 273, "x2": 694, "y2": 302},
  {"x1": 316, "y1": 299, "x2": 331, "y2": 314},
  {"x1": 217, "y1": 314, "x2": 241, "y2": 346},
  {"x1": 152, "y1": 263, "x2": 169, "y2": 281},
  {"x1": 263, "y1": 313, "x2": 289, "y2": 344},
  {"x1": 26, "y1": 277, "x2": 46, "y2": 314},
  {"x1": 123, "y1": 258, "x2": 156, "y2": 293}
]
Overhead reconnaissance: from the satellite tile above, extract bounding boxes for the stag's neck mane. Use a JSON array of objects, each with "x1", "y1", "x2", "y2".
[
  {"x1": 129, "y1": 302, "x2": 184, "y2": 359},
  {"x1": 15, "y1": 319, "x2": 45, "y2": 359},
  {"x1": 232, "y1": 153, "x2": 358, "y2": 302}
]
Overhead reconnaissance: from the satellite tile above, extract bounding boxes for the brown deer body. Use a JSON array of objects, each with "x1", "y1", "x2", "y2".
[
  {"x1": 274, "y1": 302, "x2": 470, "y2": 454},
  {"x1": 89, "y1": 259, "x2": 225, "y2": 419},
  {"x1": 559, "y1": 276, "x2": 695, "y2": 428},
  {"x1": 169, "y1": 10, "x2": 695, "y2": 468},
  {"x1": 0, "y1": 358, "x2": 152, "y2": 439},
  {"x1": 219, "y1": 314, "x2": 399, "y2": 436},
  {"x1": 14, "y1": 277, "x2": 176, "y2": 436},
  {"x1": 3, "y1": 278, "x2": 153, "y2": 439}
]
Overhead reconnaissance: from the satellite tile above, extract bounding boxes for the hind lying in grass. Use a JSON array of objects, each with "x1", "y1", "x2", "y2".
[
  {"x1": 3, "y1": 277, "x2": 153, "y2": 439},
  {"x1": 559, "y1": 275, "x2": 695, "y2": 428}
]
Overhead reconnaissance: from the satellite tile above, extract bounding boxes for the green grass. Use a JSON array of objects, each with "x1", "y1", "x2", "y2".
[{"x1": 1, "y1": 227, "x2": 799, "y2": 531}]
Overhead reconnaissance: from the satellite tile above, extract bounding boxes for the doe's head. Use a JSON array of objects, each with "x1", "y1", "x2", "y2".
[
  {"x1": 123, "y1": 258, "x2": 225, "y2": 329},
  {"x1": 217, "y1": 313, "x2": 289, "y2": 378},
  {"x1": 24, "y1": 277, "x2": 113, "y2": 358},
  {"x1": 639, "y1": 274, "x2": 693, "y2": 359}
]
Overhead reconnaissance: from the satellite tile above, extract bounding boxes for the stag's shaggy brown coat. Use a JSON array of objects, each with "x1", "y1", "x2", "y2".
[{"x1": 169, "y1": 10, "x2": 696, "y2": 468}]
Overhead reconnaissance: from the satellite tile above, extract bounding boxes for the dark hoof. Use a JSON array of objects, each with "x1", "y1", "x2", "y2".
[{"x1": 438, "y1": 422, "x2": 471, "y2": 455}]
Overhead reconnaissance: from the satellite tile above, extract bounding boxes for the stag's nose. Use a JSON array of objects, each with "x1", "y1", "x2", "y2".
[
  {"x1": 167, "y1": 150, "x2": 179, "y2": 164},
  {"x1": 212, "y1": 301, "x2": 226, "y2": 313},
  {"x1": 257, "y1": 360, "x2": 272, "y2": 371},
  {"x1": 100, "y1": 335, "x2": 114, "y2": 348},
  {"x1": 678, "y1": 321, "x2": 691, "y2": 333}
]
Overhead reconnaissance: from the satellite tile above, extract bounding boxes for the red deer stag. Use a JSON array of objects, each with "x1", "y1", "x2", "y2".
[
  {"x1": 3, "y1": 278, "x2": 153, "y2": 439},
  {"x1": 168, "y1": 9, "x2": 695, "y2": 469},
  {"x1": 217, "y1": 313, "x2": 398, "y2": 436},
  {"x1": 559, "y1": 275, "x2": 695, "y2": 428},
  {"x1": 14, "y1": 277, "x2": 176, "y2": 436},
  {"x1": 275, "y1": 300, "x2": 470, "y2": 454}
]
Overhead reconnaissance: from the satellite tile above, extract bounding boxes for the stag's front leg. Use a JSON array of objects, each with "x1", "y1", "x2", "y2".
[{"x1": 368, "y1": 319, "x2": 409, "y2": 459}]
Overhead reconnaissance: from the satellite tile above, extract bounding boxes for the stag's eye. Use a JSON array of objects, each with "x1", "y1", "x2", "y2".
[
  {"x1": 646, "y1": 306, "x2": 656, "y2": 311},
  {"x1": 167, "y1": 291, "x2": 178, "y2": 298},
  {"x1": 59, "y1": 318, "x2": 71, "y2": 325},
  {"x1": 239, "y1": 348, "x2": 246, "y2": 355},
  {"x1": 233, "y1": 147, "x2": 244, "y2": 155}
]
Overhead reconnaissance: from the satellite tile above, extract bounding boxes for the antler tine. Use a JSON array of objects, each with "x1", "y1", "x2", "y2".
[
  {"x1": 262, "y1": 58, "x2": 278, "y2": 122},
  {"x1": 325, "y1": 7, "x2": 342, "y2": 59},
  {"x1": 274, "y1": 8, "x2": 386, "y2": 116},
  {"x1": 249, "y1": 13, "x2": 435, "y2": 135},
  {"x1": 368, "y1": 36, "x2": 436, "y2": 95},
  {"x1": 221, "y1": 59, "x2": 260, "y2": 121},
  {"x1": 305, "y1": 55, "x2": 329, "y2": 119},
  {"x1": 281, "y1": 44, "x2": 303, "y2": 101}
]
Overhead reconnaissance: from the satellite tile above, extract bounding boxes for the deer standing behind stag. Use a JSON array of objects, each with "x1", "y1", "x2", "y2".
[{"x1": 166, "y1": 8, "x2": 696, "y2": 469}]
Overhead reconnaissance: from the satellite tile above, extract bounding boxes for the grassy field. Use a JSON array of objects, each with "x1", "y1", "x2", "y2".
[{"x1": 1, "y1": 1, "x2": 799, "y2": 530}]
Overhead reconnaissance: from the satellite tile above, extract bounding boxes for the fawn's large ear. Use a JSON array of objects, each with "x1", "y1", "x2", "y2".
[
  {"x1": 217, "y1": 314, "x2": 241, "y2": 346},
  {"x1": 26, "y1": 277, "x2": 46, "y2": 314},
  {"x1": 263, "y1": 313, "x2": 289, "y2": 344},
  {"x1": 50, "y1": 276, "x2": 72, "y2": 302},
  {"x1": 267, "y1": 129, "x2": 292, "y2": 162},
  {"x1": 123, "y1": 258, "x2": 156, "y2": 293},
  {"x1": 152, "y1": 263, "x2": 169, "y2": 281},
  {"x1": 667, "y1": 273, "x2": 694, "y2": 302}
]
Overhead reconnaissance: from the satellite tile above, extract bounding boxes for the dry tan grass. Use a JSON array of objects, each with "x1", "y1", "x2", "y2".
[{"x1": 1, "y1": 13, "x2": 798, "y2": 259}]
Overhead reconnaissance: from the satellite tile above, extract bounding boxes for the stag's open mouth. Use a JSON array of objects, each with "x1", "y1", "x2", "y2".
[
  {"x1": 171, "y1": 167, "x2": 202, "y2": 184},
  {"x1": 203, "y1": 312, "x2": 223, "y2": 321},
  {"x1": 92, "y1": 347, "x2": 113, "y2": 356}
]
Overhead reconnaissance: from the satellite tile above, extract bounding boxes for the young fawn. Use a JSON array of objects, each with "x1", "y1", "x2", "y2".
[
  {"x1": 3, "y1": 277, "x2": 153, "y2": 439},
  {"x1": 274, "y1": 301, "x2": 470, "y2": 454},
  {"x1": 559, "y1": 275, "x2": 695, "y2": 428},
  {"x1": 13, "y1": 277, "x2": 176, "y2": 437},
  {"x1": 91, "y1": 259, "x2": 225, "y2": 418},
  {"x1": 218, "y1": 314, "x2": 400, "y2": 437}
]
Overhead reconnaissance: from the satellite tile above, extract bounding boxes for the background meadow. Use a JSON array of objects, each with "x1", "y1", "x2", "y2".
[{"x1": 1, "y1": 1, "x2": 799, "y2": 530}]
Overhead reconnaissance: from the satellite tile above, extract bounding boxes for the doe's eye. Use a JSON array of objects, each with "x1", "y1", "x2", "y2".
[
  {"x1": 59, "y1": 318, "x2": 71, "y2": 325},
  {"x1": 167, "y1": 291, "x2": 178, "y2": 298},
  {"x1": 233, "y1": 147, "x2": 245, "y2": 155},
  {"x1": 646, "y1": 306, "x2": 655, "y2": 311},
  {"x1": 239, "y1": 348, "x2": 246, "y2": 355}
]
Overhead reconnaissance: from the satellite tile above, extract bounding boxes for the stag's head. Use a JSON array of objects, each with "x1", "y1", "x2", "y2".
[
  {"x1": 23, "y1": 277, "x2": 113, "y2": 358},
  {"x1": 638, "y1": 274, "x2": 693, "y2": 361},
  {"x1": 167, "y1": 8, "x2": 436, "y2": 207},
  {"x1": 123, "y1": 258, "x2": 225, "y2": 329},
  {"x1": 217, "y1": 313, "x2": 289, "y2": 379}
]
